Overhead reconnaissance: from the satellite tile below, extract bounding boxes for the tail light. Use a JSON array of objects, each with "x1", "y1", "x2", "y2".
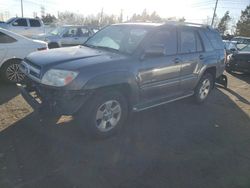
[{"x1": 37, "y1": 47, "x2": 47, "y2": 51}]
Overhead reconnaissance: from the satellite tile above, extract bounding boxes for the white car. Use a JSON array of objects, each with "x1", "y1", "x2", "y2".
[
  {"x1": 0, "y1": 17, "x2": 45, "y2": 38},
  {"x1": 0, "y1": 28, "x2": 47, "y2": 83},
  {"x1": 33, "y1": 26, "x2": 95, "y2": 48}
]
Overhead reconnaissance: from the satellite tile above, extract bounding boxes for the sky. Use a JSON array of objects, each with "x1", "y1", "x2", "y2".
[{"x1": 0, "y1": 0, "x2": 249, "y2": 23}]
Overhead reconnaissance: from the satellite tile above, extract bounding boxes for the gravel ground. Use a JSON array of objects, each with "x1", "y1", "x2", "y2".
[{"x1": 0, "y1": 72, "x2": 249, "y2": 188}]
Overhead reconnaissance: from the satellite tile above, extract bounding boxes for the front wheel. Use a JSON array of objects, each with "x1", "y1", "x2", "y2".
[
  {"x1": 194, "y1": 73, "x2": 214, "y2": 103},
  {"x1": 75, "y1": 90, "x2": 128, "y2": 138}
]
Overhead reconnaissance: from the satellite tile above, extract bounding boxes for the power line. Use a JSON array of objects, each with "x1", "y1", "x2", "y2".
[{"x1": 212, "y1": 0, "x2": 219, "y2": 26}]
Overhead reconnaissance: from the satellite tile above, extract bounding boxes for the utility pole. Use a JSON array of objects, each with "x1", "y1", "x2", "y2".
[
  {"x1": 21, "y1": 0, "x2": 24, "y2": 17},
  {"x1": 211, "y1": 0, "x2": 218, "y2": 27}
]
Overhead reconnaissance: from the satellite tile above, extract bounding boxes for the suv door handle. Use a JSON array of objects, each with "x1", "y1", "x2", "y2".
[
  {"x1": 174, "y1": 58, "x2": 180, "y2": 64},
  {"x1": 199, "y1": 55, "x2": 204, "y2": 60}
]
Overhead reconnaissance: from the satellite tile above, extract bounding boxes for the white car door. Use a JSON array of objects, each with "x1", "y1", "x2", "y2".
[
  {"x1": 78, "y1": 27, "x2": 91, "y2": 44},
  {"x1": 9, "y1": 18, "x2": 30, "y2": 37},
  {"x1": 0, "y1": 31, "x2": 16, "y2": 67},
  {"x1": 60, "y1": 27, "x2": 78, "y2": 47},
  {"x1": 28, "y1": 19, "x2": 44, "y2": 36}
]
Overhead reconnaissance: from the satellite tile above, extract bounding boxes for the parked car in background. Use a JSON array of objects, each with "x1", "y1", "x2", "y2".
[
  {"x1": 0, "y1": 28, "x2": 47, "y2": 83},
  {"x1": 33, "y1": 25, "x2": 95, "y2": 48},
  {"x1": 231, "y1": 36, "x2": 250, "y2": 44},
  {"x1": 0, "y1": 17, "x2": 45, "y2": 38},
  {"x1": 226, "y1": 43, "x2": 250, "y2": 74},
  {"x1": 223, "y1": 40, "x2": 237, "y2": 55},
  {"x1": 19, "y1": 22, "x2": 225, "y2": 138}
]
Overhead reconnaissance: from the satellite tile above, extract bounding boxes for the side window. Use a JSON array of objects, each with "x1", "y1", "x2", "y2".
[
  {"x1": 63, "y1": 28, "x2": 78, "y2": 37},
  {"x1": 79, "y1": 28, "x2": 90, "y2": 37},
  {"x1": 180, "y1": 30, "x2": 196, "y2": 53},
  {"x1": 148, "y1": 28, "x2": 177, "y2": 55},
  {"x1": 0, "y1": 32, "x2": 17, "y2": 43},
  {"x1": 196, "y1": 33, "x2": 203, "y2": 52},
  {"x1": 12, "y1": 19, "x2": 28, "y2": 27},
  {"x1": 204, "y1": 30, "x2": 224, "y2": 50},
  {"x1": 198, "y1": 30, "x2": 213, "y2": 52},
  {"x1": 29, "y1": 19, "x2": 41, "y2": 27}
]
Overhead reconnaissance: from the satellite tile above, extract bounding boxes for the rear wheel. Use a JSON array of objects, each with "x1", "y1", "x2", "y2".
[
  {"x1": 194, "y1": 73, "x2": 214, "y2": 103},
  {"x1": 48, "y1": 42, "x2": 59, "y2": 49},
  {"x1": 75, "y1": 90, "x2": 128, "y2": 138},
  {"x1": 1, "y1": 60, "x2": 25, "y2": 83}
]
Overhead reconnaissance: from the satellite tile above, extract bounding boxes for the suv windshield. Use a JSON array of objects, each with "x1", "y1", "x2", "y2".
[
  {"x1": 6, "y1": 18, "x2": 16, "y2": 24},
  {"x1": 84, "y1": 25, "x2": 151, "y2": 54}
]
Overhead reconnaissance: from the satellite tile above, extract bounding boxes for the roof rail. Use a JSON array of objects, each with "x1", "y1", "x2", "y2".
[{"x1": 164, "y1": 21, "x2": 212, "y2": 29}]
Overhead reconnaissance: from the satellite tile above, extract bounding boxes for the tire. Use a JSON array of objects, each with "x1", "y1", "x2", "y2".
[
  {"x1": 0, "y1": 60, "x2": 25, "y2": 83},
  {"x1": 194, "y1": 73, "x2": 214, "y2": 103},
  {"x1": 48, "y1": 42, "x2": 59, "y2": 49},
  {"x1": 75, "y1": 90, "x2": 128, "y2": 138}
]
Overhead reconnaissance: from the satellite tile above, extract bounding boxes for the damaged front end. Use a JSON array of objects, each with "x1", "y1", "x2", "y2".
[{"x1": 17, "y1": 77, "x2": 90, "y2": 116}]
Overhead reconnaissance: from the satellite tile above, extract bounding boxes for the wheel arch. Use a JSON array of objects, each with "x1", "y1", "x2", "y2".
[
  {"x1": 0, "y1": 58, "x2": 23, "y2": 71},
  {"x1": 83, "y1": 71, "x2": 140, "y2": 109}
]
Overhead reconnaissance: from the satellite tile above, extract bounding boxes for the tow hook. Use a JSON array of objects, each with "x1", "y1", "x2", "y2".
[{"x1": 216, "y1": 74, "x2": 228, "y2": 88}]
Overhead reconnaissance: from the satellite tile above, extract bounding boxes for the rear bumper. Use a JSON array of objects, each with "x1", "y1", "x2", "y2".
[{"x1": 17, "y1": 80, "x2": 91, "y2": 116}]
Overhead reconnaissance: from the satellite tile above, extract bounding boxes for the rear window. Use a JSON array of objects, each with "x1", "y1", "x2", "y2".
[
  {"x1": 180, "y1": 30, "x2": 196, "y2": 53},
  {"x1": 0, "y1": 32, "x2": 17, "y2": 43},
  {"x1": 29, "y1": 19, "x2": 41, "y2": 27},
  {"x1": 204, "y1": 30, "x2": 224, "y2": 50}
]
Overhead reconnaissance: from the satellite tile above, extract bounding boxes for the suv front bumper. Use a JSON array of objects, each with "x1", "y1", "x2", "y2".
[{"x1": 17, "y1": 79, "x2": 91, "y2": 116}]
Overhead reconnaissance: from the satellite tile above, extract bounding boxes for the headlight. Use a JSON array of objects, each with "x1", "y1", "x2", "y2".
[{"x1": 41, "y1": 69, "x2": 78, "y2": 87}]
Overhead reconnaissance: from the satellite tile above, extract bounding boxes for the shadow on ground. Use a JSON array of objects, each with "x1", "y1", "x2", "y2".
[
  {"x1": 0, "y1": 82, "x2": 19, "y2": 105},
  {"x1": 0, "y1": 88, "x2": 250, "y2": 188},
  {"x1": 229, "y1": 72, "x2": 250, "y2": 84}
]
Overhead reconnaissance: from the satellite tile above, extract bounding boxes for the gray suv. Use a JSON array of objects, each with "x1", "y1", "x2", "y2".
[{"x1": 18, "y1": 22, "x2": 225, "y2": 138}]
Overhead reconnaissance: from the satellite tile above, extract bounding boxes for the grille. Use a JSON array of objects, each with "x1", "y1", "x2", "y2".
[{"x1": 20, "y1": 59, "x2": 41, "y2": 81}]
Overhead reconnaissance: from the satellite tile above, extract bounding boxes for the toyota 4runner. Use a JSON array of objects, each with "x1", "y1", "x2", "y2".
[{"x1": 18, "y1": 22, "x2": 225, "y2": 137}]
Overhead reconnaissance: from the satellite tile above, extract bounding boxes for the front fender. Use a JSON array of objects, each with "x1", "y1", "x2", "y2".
[{"x1": 83, "y1": 71, "x2": 140, "y2": 105}]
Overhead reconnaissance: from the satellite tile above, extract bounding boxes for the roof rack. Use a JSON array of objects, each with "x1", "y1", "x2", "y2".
[{"x1": 164, "y1": 21, "x2": 212, "y2": 29}]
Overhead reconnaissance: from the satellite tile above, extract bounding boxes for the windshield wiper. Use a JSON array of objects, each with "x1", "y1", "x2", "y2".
[
  {"x1": 95, "y1": 46, "x2": 120, "y2": 53},
  {"x1": 82, "y1": 44, "x2": 125, "y2": 54}
]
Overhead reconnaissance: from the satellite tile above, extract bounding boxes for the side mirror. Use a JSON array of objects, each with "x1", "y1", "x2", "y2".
[{"x1": 144, "y1": 45, "x2": 166, "y2": 57}]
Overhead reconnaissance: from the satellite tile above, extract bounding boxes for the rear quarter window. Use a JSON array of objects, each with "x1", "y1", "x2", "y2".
[
  {"x1": 0, "y1": 32, "x2": 17, "y2": 43},
  {"x1": 29, "y1": 19, "x2": 41, "y2": 27},
  {"x1": 204, "y1": 30, "x2": 224, "y2": 50}
]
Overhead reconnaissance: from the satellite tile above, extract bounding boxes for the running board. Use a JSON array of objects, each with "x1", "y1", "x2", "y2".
[{"x1": 133, "y1": 92, "x2": 194, "y2": 112}]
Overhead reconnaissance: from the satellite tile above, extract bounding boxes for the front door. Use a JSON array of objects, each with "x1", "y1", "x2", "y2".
[
  {"x1": 10, "y1": 18, "x2": 29, "y2": 37},
  {"x1": 138, "y1": 27, "x2": 181, "y2": 101}
]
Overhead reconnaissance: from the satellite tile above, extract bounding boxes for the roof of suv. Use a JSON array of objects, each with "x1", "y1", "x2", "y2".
[{"x1": 114, "y1": 22, "x2": 212, "y2": 29}]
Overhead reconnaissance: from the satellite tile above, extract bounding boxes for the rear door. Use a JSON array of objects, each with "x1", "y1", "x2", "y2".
[
  {"x1": 0, "y1": 31, "x2": 17, "y2": 66},
  {"x1": 60, "y1": 27, "x2": 78, "y2": 46},
  {"x1": 177, "y1": 27, "x2": 202, "y2": 92},
  {"x1": 9, "y1": 18, "x2": 29, "y2": 36},
  {"x1": 138, "y1": 27, "x2": 181, "y2": 101},
  {"x1": 28, "y1": 19, "x2": 43, "y2": 36},
  {"x1": 77, "y1": 27, "x2": 91, "y2": 44}
]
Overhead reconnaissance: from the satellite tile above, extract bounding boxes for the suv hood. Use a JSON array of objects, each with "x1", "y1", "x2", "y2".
[{"x1": 26, "y1": 46, "x2": 126, "y2": 69}]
